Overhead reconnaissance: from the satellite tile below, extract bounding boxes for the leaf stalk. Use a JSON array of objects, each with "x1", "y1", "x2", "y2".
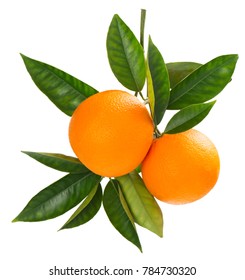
[{"x1": 140, "y1": 9, "x2": 146, "y2": 48}]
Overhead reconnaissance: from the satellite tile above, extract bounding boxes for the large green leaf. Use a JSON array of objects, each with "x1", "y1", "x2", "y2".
[
  {"x1": 60, "y1": 184, "x2": 102, "y2": 230},
  {"x1": 166, "y1": 62, "x2": 202, "y2": 88},
  {"x1": 148, "y1": 36, "x2": 170, "y2": 124},
  {"x1": 22, "y1": 151, "x2": 89, "y2": 173},
  {"x1": 13, "y1": 172, "x2": 101, "y2": 222},
  {"x1": 106, "y1": 14, "x2": 146, "y2": 92},
  {"x1": 168, "y1": 54, "x2": 238, "y2": 109},
  {"x1": 117, "y1": 171, "x2": 163, "y2": 237},
  {"x1": 164, "y1": 101, "x2": 216, "y2": 134},
  {"x1": 21, "y1": 54, "x2": 98, "y2": 116},
  {"x1": 103, "y1": 180, "x2": 142, "y2": 252}
]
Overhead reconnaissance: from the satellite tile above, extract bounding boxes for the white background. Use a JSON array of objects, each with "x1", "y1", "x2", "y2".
[{"x1": 1, "y1": 0, "x2": 244, "y2": 279}]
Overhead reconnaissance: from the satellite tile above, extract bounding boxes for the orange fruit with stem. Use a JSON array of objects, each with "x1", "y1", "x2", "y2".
[
  {"x1": 141, "y1": 129, "x2": 220, "y2": 204},
  {"x1": 69, "y1": 90, "x2": 154, "y2": 177}
]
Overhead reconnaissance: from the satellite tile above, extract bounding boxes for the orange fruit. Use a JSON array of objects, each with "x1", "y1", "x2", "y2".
[
  {"x1": 69, "y1": 90, "x2": 154, "y2": 177},
  {"x1": 141, "y1": 129, "x2": 220, "y2": 204}
]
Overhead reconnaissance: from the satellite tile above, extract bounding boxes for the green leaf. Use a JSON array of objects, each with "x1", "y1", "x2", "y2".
[
  {"x1": 21, "y1": 54, "x2": 98, "y2": 116},
  {"x1": 22, "y1": 151, "x2": 89, "y2": 173},
  {"x1": 117, "y1": 171, "x2": 163, "y2": 237},
  {"x1": 135, "y1": 164, "x2": 141, "y2": 174},
  {"x1": 146, "y1": 61, "x2": 155, "y2": 119},
  {"x1": 166, "y1": 62, "x2": 202, "y2": 88},
  {"x1": 164, "y1": 101, "x2": 216, "y2": 134},
  {"x1": 13, "y1": 172, "x2": 101, "y2": 222},
  {"x1": 106, "y1": 14, "x2": 146, "y2": 92},
  {"x1": 148, "y1": 36, "x2": 170, "y2": 124},
  {"x1": 168, "y1": 54, "x2": 238, "y2": 109},
  {"x1": 103, "y1": 180, "x2": 142, "y2": 252},
  {"x1": 60, "y1": 184, "x2": 102, "y2": 230}
]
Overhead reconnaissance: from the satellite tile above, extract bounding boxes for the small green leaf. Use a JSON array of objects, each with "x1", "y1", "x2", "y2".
[
  {"x1": 166, "y1": 62, "x2": 202, "y2": 88},
  {"x1": 117, "y1": 171, "x2": 163, "y2": 237},
  {"x1": 106, "y1": 14, "x2": 146, "y2": 91},
  {"x1": 103, "y1": 180, "x2": 142, "y2": 252},
  {"x1": 21, "y1": 54, "x2": 98, "y2": 116},
  {"x1": 13, "y1": 172, "x2": 101, "y2": 222},
  {"x1": 60, "y1": 184, "x2": 102, "y2": 230},
  {"x1": 146, "y1": 61, "x2": 155, "y2": 119},
  {"x1": 168, "y1": 54, "x2": 238, "y2": 109},
  {"x1": 22, "y1": 151, "x2": 89, "y2": 173},
  {"x1": 164, "y1": 101, "x2": 216, "y2": 134},
  {"x1": 148, "y1": 36, "x2": 170, "y2": 124}
]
